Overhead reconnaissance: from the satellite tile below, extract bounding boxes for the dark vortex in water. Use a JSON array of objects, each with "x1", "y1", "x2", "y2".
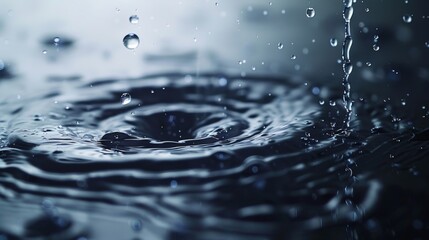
[{"x1": 0, "y1": 73, "x2": 429, "y2": 239}]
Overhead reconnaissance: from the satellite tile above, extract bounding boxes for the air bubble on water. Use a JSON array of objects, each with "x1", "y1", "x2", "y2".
[
  {"x1": 373, "y1": 44, "x2": 380, "y2": 51},
  {"x1": 306, "y1": 8, "x2": 315, "y2": 18},
  {"x1": 129, "y1": 15, "x2": 139, "y2": 24},
  {"x1": 403, "y1": 15, "x2": 412, "y2": 23},
  {"x1": 121, "y1": 93, "x2": 131, "y2": 105},
  {"x1": 277, "y1": 42, "x2": 283, "y2": 49},
  {"x1": 123, "y1": 33, "x2": 140, "y2": 50},
  {"x1": 290, "y1": 54, "x2": 297, "y2": 60},
  {"x1": 330, "y1": 38, "x2": 338, "y2": 47}
]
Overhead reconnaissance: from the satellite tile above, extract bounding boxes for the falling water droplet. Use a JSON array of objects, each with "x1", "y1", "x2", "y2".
[
  {"x1": 42, "y1": 50, "x2": 47, "y2": 54},
  {"x1": 306, "y1": 8, "x2": 315, "y2": 18},
  {"x1": 330, "y1": 38, "x2": 338, "y2": 47},
  {"x1": 123, "y1": 33, "x2": 140, "y2": 49},
  {"x1": 425, "y1": 41, "x2": 429, "y2": 48},
  {"x1": 277, "y1": 42, "x2": 283, "y2": 49},
  {"x1": 373, "y1": 44, "x2": 380, "y2": 51},
  {"x1": 53, "y1": 37, "x2": 60, "y2": 44},
  {"x1": 365, "y1": 8, "x2": 370, "y2": 13},
  {"x1": 403, "y1": 15, "x2": 412, "y2": 23},
  {"x1": 291, "y1": 55, "x2": 297, "y2": 60},
  {"x1": 121, "y1": 93, "x2": 131, "y2": 105},
  {"x1": 129, "y1": 15, "x2": 139, "y2": 24}
]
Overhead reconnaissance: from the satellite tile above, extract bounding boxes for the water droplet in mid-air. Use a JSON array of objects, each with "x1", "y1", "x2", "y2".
[
  {"x1": 277, "y1": 42, "x2": 283, "y2": 49},
  {"x1": 330, "y1": 38, "x2": 338, "y2": 47},
  {"x1": 291, "y1": 55, "x2": 297, "y2": 60},
  {"x1": 121, "y1": 93, "x2": 131, "y2": 105},
  {"x1": 42, "y1": 50, "x2": 47, "y2": 54},
  {"x1": 123, "y1": 33, "x2": 140, "y2": 50},
  {"x1": 403, "y1": 15, "x2": 412, "y2": 23},
  {"x1": 129, "y1": 15, "x2": 139, "y2": 24},
  {"x1": 306, "y1": 8, "x2": 315, "y2": 18},
  {"x1": 426, "y1": 41, "x2": 429, "y2": 48},
  {"x1": 373, "y1": 44, "x2": 380, "y2": 51},
  {"x1": 53, "y1": 37, "x2": 60, "y2": 44}
]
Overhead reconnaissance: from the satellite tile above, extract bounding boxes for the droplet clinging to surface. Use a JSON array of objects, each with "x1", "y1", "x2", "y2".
[{"x1": 123, "y1": 33, "x2": 140, "y2": 50}]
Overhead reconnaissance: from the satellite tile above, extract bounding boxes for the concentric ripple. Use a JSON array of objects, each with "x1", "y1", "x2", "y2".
[{"x1": 1, "y1": 73, "x2": 428, "y2": 239}]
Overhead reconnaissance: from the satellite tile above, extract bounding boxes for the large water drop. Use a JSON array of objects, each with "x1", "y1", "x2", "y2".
[{"x1": 123, "y1": 33, "x2": 140, "y2": 50}]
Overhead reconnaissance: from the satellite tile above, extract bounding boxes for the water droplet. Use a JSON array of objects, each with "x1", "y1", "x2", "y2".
[
  {"x1": 365, "y1": 8, "x2": 370, "y2": 13},
  {"x1": 281, "y1": 9, "x2": 286, "y2": 14},
  {"x1": 373, "y1": 44, "x2": 380, "y2": 51},
  {"x1": 306, "y1": 8, "x2": 315, "y2": 18},
  {"x1": 263, "y1": 10, "x2": 268, "y2": 16},
  {"x1": 277, "y1": 42, "x2": 283, "y2": 50},
  {"x1": 366, "y1": 62, "x2": 372, "y2": 66},
  {"x1": 123, "y1": 33, "x2": 140, "y2": 50},
  {"x1": 330, "y1": 38, "x2": 338, "y2": 47},
  {"x1": 0, "y1": 60, "x2": 4, "y2": 70},
  {"x1": 403, "y1": 15, "x2": 412, "y2": 23},
  {"x1": 218, "y1": 77, "x2": 227, "y2": 86},
  {"x1": 319, "y1": 100, "x2": 325, "y2": 105},
  {"x1": 425, "y1": 41, "x2": 429, "y2": 48},
  {"x1": 53, "y1": 37, "x2": 60, "y2": 44},
  {"x1": 215, "y1": 2, "x2": 218, "y2": 6},
  {"x1": 129, "y1": 15, "x2": 139, "y2": 24},
  {"x1": 42, "y1": 50, "x2": 47, "y2": 54},
  {"x1": 130, "y1": 219, "x2": 143, "y2": 232},
  {"x1": 170, "y1": 180, "x2": 178, "y2": 188},
  {"x1": 329, "y1": 100, "x2": 336, "y2": 106},
  {"x1": 121, "y1": 93, "x2": 131, "y2": 105},
  {"x1": 291, "y1": 54, "x2": 297, "y2": 60}
]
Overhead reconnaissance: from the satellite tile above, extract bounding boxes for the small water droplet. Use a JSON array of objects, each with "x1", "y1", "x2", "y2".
[
  {"x1": 373, "y1": 44, "x2": 380, "y2": 51},
  {"x1": 123, "y1": 33, "x2": 140, "y2": 50},
  {"x1": 425, "y1": 41, "x2": 429, "y2": 48},
  {"x1": 215, "y1": 2, "x2": 218, "y2": 6},
  {"x1": 319, "y1": 100, "x2": 325, "y2": 105},
  {"x1": 306, "y1": 8, "x2": 315, "y2": 18},
  {"x1": 366, "y1": 62, "x2": 372, "y2": 66},
  {"x1": 330, "y1": 38, "x2": 338, "y2": 47},
  {"x1": 170, "y1": 180, "x2": 178, "y2": 188},
  {"x1": 403, "y1": 15, "x2": 412, "y2": 23},
  {"x1": 329, "y1": 100, "x2": 336, "y2": 106},
  {"x1": 53, "y1": 37, "x2": 60, "y2": 44},
  {"x1": 130, "y1": 219, "x2": 143, "y2": 232},
  {"x1": 263, "y1": 10, "x2": 268, "y2": 16},
  {"x1": 121, "y1": 93, "x2": 131, "y2": 105},
  {"x1": 129, "y1": 15, "x2": 139, "y2": 24},
  {"x1": 365, "y1": 8, "x2": 370, "y2": 13},
  {"x1": 42, "y1": 50, "x2": 47, "y2": 54},
  {"x1": 291, "y1": 54, "x2": 297, "y2": 60},
  {"x1": 277, "y1": 42, "x2": 283, "y2": 49}
]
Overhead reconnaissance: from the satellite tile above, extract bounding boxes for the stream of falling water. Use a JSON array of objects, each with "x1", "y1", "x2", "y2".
[{"x1": 342, "y1": 0, "x2": 354, "y2": 129}]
